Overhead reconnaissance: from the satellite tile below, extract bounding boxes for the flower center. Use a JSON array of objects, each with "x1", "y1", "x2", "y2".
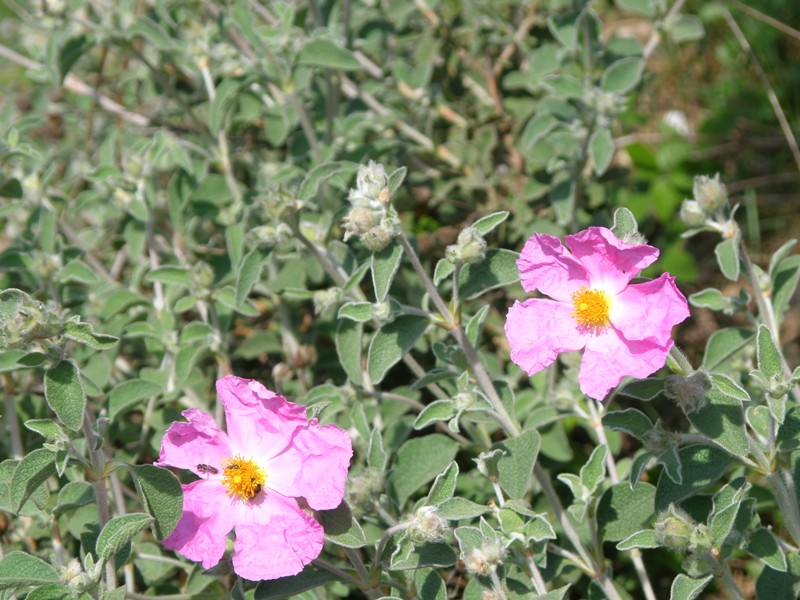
[
  {"x1": 221, "y1": 455, "x2": 266, "y2": 501},
  {"x1": 571, "y1": 287, "x2": 611, "y2": 329}
]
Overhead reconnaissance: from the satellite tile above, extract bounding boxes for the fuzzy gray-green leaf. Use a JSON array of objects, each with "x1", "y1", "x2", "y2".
[{"x1": 43, "y1": 360, "x2": 85, "y2": 432}]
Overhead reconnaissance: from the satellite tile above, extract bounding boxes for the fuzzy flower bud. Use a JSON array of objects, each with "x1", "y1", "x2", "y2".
[
  {"x1": 663, "y1": 372, "x2": 711, "y2": 414},
  {"x1": 452, "y1": 391, "x2": 475, "y2": 412},
  {"x1": 343, "y1": 206, "x2": 381, "y2": 242},
  {"x1": 372, "y1": 301, "x2": 391, "y2": 321},
  {"x1": 354, "y1": 160, "x2": 390, "y2": 202},
  {"x1": 693, "y1": 174, "x2": 727, "y2": 212},
  {"x1": 408, "y1": 506, "x2": 450, "y2": 544},
  {"x1": 463, "y1": 539, "x2": 505, "y2": 576},
  {"x1": 654, "y1": 505, "x2": 695, "y2": 552},
  {"x1": 190, "y1": 261, "x2": 215, "y2": 292},
  {"x1": 679, "y1": 199, "x2": 707, "y2": 227},
  {"x1": 313, "y1": 288, "x2": 342, "y2": 315},
  {"x1": 446, "y1": 227, "x2": 487, "y2": 265},
  {"x1": 361, "y1": 225, "x2": 393, "y2": 252}
]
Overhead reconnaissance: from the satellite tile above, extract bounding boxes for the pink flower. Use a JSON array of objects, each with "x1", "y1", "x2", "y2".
[
  {"x1": 155, "y1": 376, "x2": 353, "y2": 581},
  {"x1": 505, "y1": 227, "x2": 689, "y2": 400}
]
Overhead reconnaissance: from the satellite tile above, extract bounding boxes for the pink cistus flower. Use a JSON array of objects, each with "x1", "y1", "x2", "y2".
[
  {"x1": 155, "y1": 375, "x2": 353, "y2": 580},
  {"x1": 505, "y1": 226, "x2": 689, "y2": 400}
]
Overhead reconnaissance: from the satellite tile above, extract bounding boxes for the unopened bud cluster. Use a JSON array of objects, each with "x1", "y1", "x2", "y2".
[
  {"x1": 679, "y1": 174, "x2": 733, "y2": 235},
  {"x1": 408, "y1": 506, "x2": 450, "y2": 544},
  {"x1": 342, "y1": 161, "x2": 401, "y2": 252},
  {"x1": 463, "y1": 540, "x2": 505, "y2": 576},
  {"x1": 663, "y1": 371, "x2": 711, "y2": 414},
  {"x1": 654, "y1": 505, "x2": 717, "y2": 577},
  {"x1": 0, "y1": 292, "x2": 64, "y2": 351},
  {"x1": 446, "y1": 227, "x2": 487, "y2": 265}
]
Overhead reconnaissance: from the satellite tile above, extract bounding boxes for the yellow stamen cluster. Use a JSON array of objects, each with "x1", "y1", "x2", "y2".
[
  {"x1": 221, "y1": 455, "x2": 266, "y2": 501},
  {"x1": 571, "y1": 286, "x2": 611, "y2": 329}
]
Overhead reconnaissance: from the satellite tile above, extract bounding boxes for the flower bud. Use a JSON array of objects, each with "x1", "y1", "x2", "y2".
[
  {"x1": 693, "y1": 174, "x2": 727, "y2": 212},
  {"x1": 452, "y1": 391, "x2": 475, "y2": 412},
  {"x1": 312, "y1": 288, "x2": 342, "y2": 315},
  {"x1": 355, "y1": 161, "x2": 389, "y2": 202},
  {"x1": 463, "y1": 548, "x2": 492, "y2": 576},
  {"x1": 654, "y1": 505, "x2": 694, "y2": 552},
  {"x1": 343, "y1": 206, "x2": 381, "y2": 241},
  {"x1": 361, "y1": 225, "x2": 393, "y2": 252},
  {"x1": 408, "y1": 506, "x2": 450, "y2": 543},
  {"x1": 372, "y1": 301, "x2": 391, "y2": 321},
  {"x1": 190, "y1": 261, "x2": 215, "y2": 291},
  {"x1": 663, "y1": 372, "x2": 710, "y2": 414},
  {"x1": 679, "y1": 199, "x2": 706, "y2": 227},
  {"x1": 446, "y1": 227, "x2": 487, "y2": 265}
]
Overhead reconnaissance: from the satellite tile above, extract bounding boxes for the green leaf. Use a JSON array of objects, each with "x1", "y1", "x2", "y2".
[
  {"x1": 616, "y1": 529, "x2": 660, "y2": 550},
  {"x1": 616, "y1": 0, "x2": 655, "y2": 16},
  {"x1": 619, "y1": 377, "x2": 665, "y2": 400},
  {"x1": 10, "y1": 448, "x2": 56, "y2": 514},
  {"x1": 757, "y1": 324, "x2": 784, "y2": 380},
  {"x1": 495, "y1": 430, "x2": 540, "y2": 499},
  {"x1": 603, "y1": 408, "x2": 654, "y2": 441},
  {"x1": 0, "y1": 551, "x2": 60, "y2": 590},
  {"x1": 748, "y1": 528, "x2": 787, "y2": 572},
  {"x1": 209, "y1": 79, "x2": 241, "y2": 135},
  {"x1": 387, "y1": 166, "x2": 408, "y2": 194},
  {"x1": 0, "y1": 178, "x2": 23, "y2": 199},
  {"x1": 127, "y1": 465, "x2": 183, "y2": 539},
  {"x1": 60, "y1": 259, "x2": 99, "y2": 284},
  {"x1": 43, "y1": 360, "x2": 86, "y2": 432},
  {"x1": 367, "y1": 427, "x2": 387, "y2": 471},
  {"x1": 254, "y1": 565, "x2": 336, "y2": 599},
  {"x1": 755, "y1": 553, "x2": 800, "y2": 600},
  {"x1": 235, "y1": 248, "x2": 265, "y2": 309},
  {"x1": 371, "y1": 244, "x2": 403, "y2": 302},
  {"x1": 145, "y1": 266, "x2": 192, "y2": 287},
  {"x1": 465, "y1": 304, "x2": 490, "y2": 348},
  {"x1": 670, "y1": 575, "x2": 713, "y2": 600},
  {"x1": 655, "y1": 445, "x2": 732, "y2": 511},
  {"x1": 414, "y1": 400, "x2": 456, "y2": 429},
  {"x1": 772, "y1": 255, "x2": 800, "y2": 323},
  {"x1": 57, "y1": 35, "x2": 93, "y2": 83},
  {"x1": 335, "y1": 319, "x2": 363, "y2": 385},
  {"x1": 665, "y1": 14, "x2": 705, "y2": 43},
  {"x1": 715, "y1": 236, "x2": 740, "y2": 281},
  {"x1": 597, "y1": 482, "x2": 656, "y2": 542},
  {"x1": 297, "y1": 39, "x2": 362, "y2": 71},
  {"x1": 458, "y1": 249, "x2": 520, "y2": 300},
  {"x1": 602, "y1": 57, "x2": 644, "y2": 94},
  {"x1": 437, "y1": 497, "x2": 489, "y2": 520},
  {"x1": 547, "y1": 11, "x2": 580, "y2": 49},
  {"x1": 367, "y1": 316, "x2": 428, "y2": 384},
  {"x1": 338, "y1": 302, "x2": 374, "y2": 322},
  {"x1": 390, "y1": 434, "x2": 458, "y2": 507},
  {"x1": 389, "y1": 540, "x2": 457, "y2": 570},
  {"x1": 703, "y1": 327, "x2": 753, "y2": 371},
  {"x1": 471, "y1": 211, "x2": 509, "y2": 237},
  {"x1": 590, "y1": 127, "x2": 615, "y2": 175},
  {"x1": 63, "y1": 318, "x2": 118, "y2": 350},
  {"x1": 433, "y1": 259, "x2": 456, "y2": 286},
  {"x1": 580, "y1": 444, "x2": 608, "y2": 491},
  {"x1": 685, "y1": 380, "x2": 748, "y2": 458},
  {"x1": 689, "y1": 288, "x2": 728, "y2": 311},
  {"x1": 426, "y1": 462, "x2": 459, "y2": 505},
  {"x1": 24, "y1": 583, "x2": 71, "y2": 600},
  {"x1": 318, "y1": 501, "x2": 366, "y2": 548},
  {"x1": 24, "y1": 419, "x2": 65, "y2": 441},
  {"x1": 109, "y1": 378, "x2": 162, "y2": 419},
  {"x1": 96, "y1": 513, "x2": 153, "y2": 566},
  {"x1": 298, "y1": 161, "x2": 357, "y2": 201},
  {"x1": 54, "y1": 481, "x2": 94, "y2": 515},
  {"x1": 128, "y1": 16, "x2": 175, "y2": 50}
]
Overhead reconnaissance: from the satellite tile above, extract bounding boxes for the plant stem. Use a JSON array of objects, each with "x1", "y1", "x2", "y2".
[
  {"x1": 765, "y1": 470, "x2": 800, "y2": 548},
  {"x1": 312, "y1": 558, "x2": 364, "y2": 588},
  {"x1": 720, "y1": 564, "x2": 746, "y2": 600},
  {"x1": 83, "y1": 412, "x2": 116, "y2": 590},
  {"x1": 344, "y1": 548, "x2": 382, "y2": 599},
  {"x1": 2, "y1": 375, "x2": 23, "y2": 459}
]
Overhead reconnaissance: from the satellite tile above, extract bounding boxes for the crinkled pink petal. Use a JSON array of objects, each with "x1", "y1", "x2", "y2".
[
  {"x1": 578, "y1": 328, "x2": 672, "y2": 400},
  {"x1": 505, "y1": 298, "x2": 586, "y2": 376},
  {"x1": 154, "y1": 408, "x2": 232, "y2": 477},
  {"x1": 289, "y1": 422, "x2": 353, "y2": 510},
  {"x1": 565, "y1": 227, "x2": 659, "y2": 294},
  {"x1": 232, "y1": 493, "x2": 324, "y2": 581},
  {"x1": 162, "y1": 480, "x2": 237, "y2": 570},
  {"x1": 216, "y1": 376, "x2": 308, "y2": 458},
  {"x1": 610, "y1": 273, "x2": 690, "y2": 345},
  {"x1": 517, "y1": 233, "x2": 590, "y2": 301}
]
